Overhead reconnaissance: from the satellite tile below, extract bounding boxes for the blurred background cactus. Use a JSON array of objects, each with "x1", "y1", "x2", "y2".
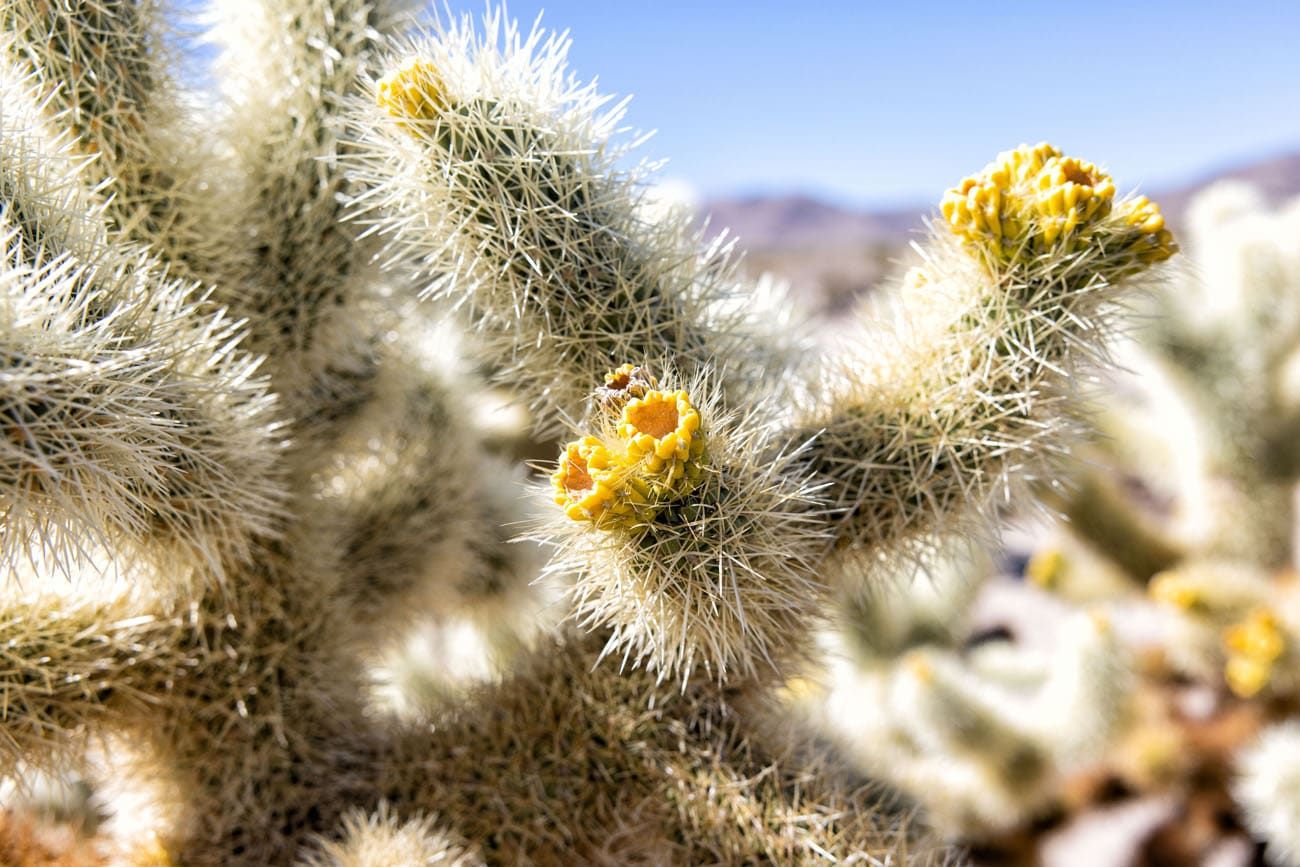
[
  {"x1": 6, "y1": 0, "x2": 1300, "y2": 865},
  {"x1": 1007, "y1": 181, "x2": 1300, "y2": 865}
]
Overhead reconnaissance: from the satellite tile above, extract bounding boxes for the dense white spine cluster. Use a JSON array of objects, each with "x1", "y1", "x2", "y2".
[
  {"x1": 205, "y1": 0, "x2": 420, "y2": 460},
  {"x1": 1, "y1": 58, "x2": 283, "y2": 578},
  {"x1": 1236, "y1": 722, "x2": 1300, "y2": 866}
]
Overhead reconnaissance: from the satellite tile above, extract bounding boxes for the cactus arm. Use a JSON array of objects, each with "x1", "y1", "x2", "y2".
[
  {"x1": 0, "y1": 0, "x2": 225, "y2": 278},
  {"x1": 349, "y1": 17, "x2": 790, "y2": 434},
  {"x1": 0, "y1": 590, "x2": 187, "y2": 777},
  {"x1": 208, "y1": 0, "x2": 416, "y2": 454}
]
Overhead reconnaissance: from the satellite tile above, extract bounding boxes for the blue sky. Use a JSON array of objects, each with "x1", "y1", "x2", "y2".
[{"x1": 436, "y1": 1, "x2": 1300, "y2": 208}]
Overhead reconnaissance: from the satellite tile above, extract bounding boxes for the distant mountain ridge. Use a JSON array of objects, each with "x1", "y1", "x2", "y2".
[{"x1": 701, "y1": 150, "x2": 1300, "y2": 253}]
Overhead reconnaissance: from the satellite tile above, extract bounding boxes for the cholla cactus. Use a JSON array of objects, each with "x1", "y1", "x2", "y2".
[
  {"x1": 1236, "y1": 722, "x2": 1300, "y2": 866},
  {"x1": 800, "y1": 554, "x2": 1130, "y2": 837},
  {"x1": 1013, "y1": 181, "x2": 1300, "y2": 858},
  {"x1": 1050, "y1": 183, "x2": 1300, "y2": 581},
  {"x1": 0, "y1": 1, "x2": 1178, "y2": 863},
  {"x1": 352, "y1": 25, "x2": 1173, "y2": 685},
  {"x1": 0, "y1": 60, "x2": 283, "y2": 579},
  {"x1": 1145, "y1": 560, "x2": 1300, "y2": 699}
]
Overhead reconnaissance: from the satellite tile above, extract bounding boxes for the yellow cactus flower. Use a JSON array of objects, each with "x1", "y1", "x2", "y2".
[
  {"x1": 1224, "y1": 609, "x2": 1286, "y2": 662},
  {"x1": 376, "y1": 58, "x2": 448, "y2": 127},
  {"x1": 555, "y1": 380, "x2": 710, "y2": 530},
  {"x1": 594, "y1": 363, "x2": 657, "y2": 413},
  {"x1": 552, "y1": 436, "x2": 622, "y2": 524},
  {"x1": 940, "y1": 142, "x2": 1173, "y2": 267},
  {"x1": 1117, "y1": 195, "x2": 1178, "y2": 264},
  {"x1": 619, "y1": 389, "x2": 706, "y2": 480},
  {"x1": 1149, "y1": 570, "x2": 1205, "y2": 611},
  {"x1": 605, "y1": 363, "x2": 650, "y2": 393},
  {"x1": 1221, "y1": 608, "x2": 1286, "y2": 698},
  {"x1": 551, "y1": 435, "x2": 662, "y2": 529},
  {"x1": 941, "y1": 143, "x2": 1114, "y2": 257},
  {"x1": 1025, "y1": 547, "x2": 1066, "y2": 589},
  {"x1": 1225, "y1": 655, "x2": 1274, "y2": 698}
]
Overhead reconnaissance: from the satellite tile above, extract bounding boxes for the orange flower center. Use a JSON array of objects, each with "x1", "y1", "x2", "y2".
[
  {"x1": 562, "y1": 454, "x2": 595, "y2": 495},
  {"x1": 1061, "y1": 162, "x2": 1098, "y2": 187},
  {"x1": 626, "y1": 400, "x2": 678, "y2": 439}
]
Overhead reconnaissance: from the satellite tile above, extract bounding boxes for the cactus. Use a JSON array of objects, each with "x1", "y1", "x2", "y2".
[
  {"x1": 0, "y1": 2, "x2": 1179, "y2": 863},
  {"x1": 1049, "y1": 183, "x2": 1300, "y2": 581},
  {"x1": 797, "y1": 554, "x2": 1131, "y2": 837},
  {"x1": 1, "y1": 60, "x2": 283, "y2": 579},
  {"x1": 299, "y1": 805, "x2": 477, "y2": 866},
  {"x1": 1013, "y1": 180, "x2": 1300, "y2": 858},
  {"x1": 1236, "y1": 722, "x2": 1300, "y2": 866},
  {"x1": 352, "y1": 23, "x2": 1173, "y2": 685}
]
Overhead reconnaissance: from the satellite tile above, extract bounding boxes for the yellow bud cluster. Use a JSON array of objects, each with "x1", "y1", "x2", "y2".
[
  {"x1": 940, "y1": 142, "x2": 1174, "y2": 267},
  {"x1": 552, "y1": 370, "x2": 708, "y2": 529},
  {"x1": 593, "y1": 363, "x2": 656, "y2": 415},
  {"x1": 1025, "y1": 547, "x2": 1066, "y2": 589},
  {"x1": 376, "y1": 58, "x2": 448, "y2": 128},
  {"x1": 1222, "y1": 608, "x2": 1286, "y2": 698},
  {"x1": 1149, "y1": 570, "x2": 1205, "y2": 611},
  {"x1": 1117, "y1": 195, "x2": 1177, "y2": 264}
]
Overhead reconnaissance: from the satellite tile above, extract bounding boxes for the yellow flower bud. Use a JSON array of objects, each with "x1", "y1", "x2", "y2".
[
  {"x1": 593, "y1": 363, "x2": 657, "y2": 414},
  {"x1": 376, "y1": 58, "x2": 448, "y2": 128},
  {"x1": 1219, "y1": 608, "x2": 1286, "y2": 698},
  {"x1": 1026, "y1": 548, "x2": 1066, "y2": 589},
  {"x1": 939, "y1": 142, "x2": 1174, "y2": 269},
  {"x1": 1223, "y1": 609, "x2": 1286, "y2": 664},
  {"x1": 1225, "y1": 655, "x2": 1274, "y2": 698},
  {"x1": 1150, "y1": 570, "x2": 1204, "y2": 611},
  {"x1": 1117, "y1": 195, "x2": 1178, "y2": 263}
]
